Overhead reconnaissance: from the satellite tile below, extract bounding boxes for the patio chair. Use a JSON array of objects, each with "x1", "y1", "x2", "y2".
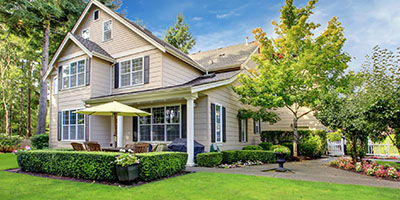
[
  {"x1": 134, "y1": 143, "x2": 150, "y2": 153},
  {"x1": 86, "y1": 143, "x2": 102, "y2": 151},
  {"x1": 71, "y1": 142, "x2": 86, "y2": 151},
  {"x1": 125, "y1": 143, "x2": 135, "y2": 149},
  {"x1": 84, "y1": 141, "x2": 98, "y2": 150}
]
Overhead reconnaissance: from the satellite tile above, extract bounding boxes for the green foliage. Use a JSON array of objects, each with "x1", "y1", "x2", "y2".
[
  {"x1": 196, "y1": 152, "x2": 223, "y2": 167},
  {"x1": 30, "y1": 134, "x2": 49, "y2": 149},
  {"x1": 260, "y1": 130, "x2": 315, "y2": 144},
  {"x1": 0, "y1": 134, "x2": 23, "y2": 152},
  {"x1": 327, "y1": 130, "x2": 343, "y2": 142},
  {"x1": 17, "y1": 151, "x2": 187, "y2": 182},
  {"x1": 299, "y1": 132, "x2": 326, "y2": 158},
  {"x1": 258, "y1": 142, "x2": 273, "y2": 150},
  {"x1": 163, "y1": 13, "x2": 195, "y2": 53},
  {"x1": 222, "y1": 150, "x2": 276, "y2": 164},
  {"x1": 270, "y1": 145, "x2": 291, "y2": 156},
  {"x1": 242, "y1": 145, "x2": 263, "y2": 150},
  {"x1": 114, "y1": 154, "x2": 139, "y2": 167},
  {"x1": 237, "y1": 109, "x2": 280, "y2": 124}
]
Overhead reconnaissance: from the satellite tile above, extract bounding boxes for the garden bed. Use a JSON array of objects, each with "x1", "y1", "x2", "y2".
[{"x1": 330, "y1": 157, "x2": 400, "y2": 182}]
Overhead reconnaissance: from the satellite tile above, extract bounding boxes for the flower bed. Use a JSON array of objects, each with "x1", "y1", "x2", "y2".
[
  {"x1": 218, "y1": 160, "x2": 264, "y2": 168},
  {"x1": 330, "y1": 157, "x2": 400, "y2": 181}
]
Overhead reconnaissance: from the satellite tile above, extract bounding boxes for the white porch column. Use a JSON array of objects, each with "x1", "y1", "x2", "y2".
[
  {"x1": 111, "y1": 117, "x2": 115, "y2": 147},
  {"x1": 117, "y1": 116, "x2": 124, "y2": 147},
  {"x1": 185, "y1": 94, "x2": 197, "y2": 166}
]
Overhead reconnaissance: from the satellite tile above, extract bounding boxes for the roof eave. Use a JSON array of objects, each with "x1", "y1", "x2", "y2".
[{"x1": 165, "y1": 48, "x2": 206, "y2": 72}]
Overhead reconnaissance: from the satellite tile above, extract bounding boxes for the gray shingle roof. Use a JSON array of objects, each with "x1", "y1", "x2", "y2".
[
  {"x1": 72, "y1": 34, "x2": 113, "y2": 59},
  {"x1": 189, "y1": 42, "x2": 258, "y2": 71}
]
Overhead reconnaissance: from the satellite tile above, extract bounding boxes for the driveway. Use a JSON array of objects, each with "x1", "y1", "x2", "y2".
[{"x1": 187, "y1": 157, "x2": 400, "y2": 189}]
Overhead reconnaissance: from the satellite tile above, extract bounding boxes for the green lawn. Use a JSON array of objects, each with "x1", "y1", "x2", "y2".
[
  {"x1": 0, "y1": 154, "x2": 399, "y2": 200},
  {"x1": 376, "y1": 160, "x2": 400, "y2": 169}
]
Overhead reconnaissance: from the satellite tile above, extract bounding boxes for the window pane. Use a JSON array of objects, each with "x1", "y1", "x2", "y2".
[
  {"x1": 104, "y1": 20, "x2": 112, "y2": 31},
  {"x1": 62, "y1": 111, "x2": 69, "y2": 125},
  {"x1": 139, "y1": 108, "x2": 151, "y2": 124},
  {"x1": 70, "y1": 112, "x2": 76, "y2": 125},
  {"x1": 152, "y1": 125, "x2": 164, "y2": 141},
  {"x1": 152, "y1": 107, "x2": 164, "y2": 124},
  {"x1": 78, "y1": 73, "x2": 85, "y2": 86},
  {"x1": 120, "y1": 74, "x2": 130, "y2": 86},
  {"x1": 70, "y1": 125, "x2": 76, "y2": 140},
  {"x1": 167, "y1": 125, "x2": 179, "y2": 141},
  {"x1": 132, "y1": 58, "x2": 143, "y2": 71},
  {"x1": 215, "y1": 105, "x2": 221, "y2": 142},
  {"x1": 63, "y1": 66, "x2": 70, "y2": 76},
  {"x1": 78, "y1": 60, "x2": 85, "y2": 73},
  {"x1": 104, "y1": 31, "x2": 111, "y2": 40},
  {"x1": 132, "y1": 71, "x2": 142, "y2": 85},
  {"x1": 62, "y1": 126, "x2": 69, "y2": 140},
  {"x1": 63, "y1": 77, "x2": 69, "y2": 88},
  {"x1": 77, "y1": 125, "x2": 85, "y2": 140},
  {"x1": 166, "y1": 106, "x2": 180, "y2": 124},
  {"x1": 82, "y1": 29, "x2": 90, "y2": 39},
  {"x1": 121, "y1": 61, "x2": 131, "y2": 73},
  {"x1": 70, "y1": 74, "x2": 77, "y2": 87},
  {"x1": 78, "y1": 114, "x2": 85, "y2": 124},
  {"x1": 140, "y1": 125, "x2": 150, "y2": 141},
  {"x1": 70, "y1": 63, "x2": 77, "y2": 75}
]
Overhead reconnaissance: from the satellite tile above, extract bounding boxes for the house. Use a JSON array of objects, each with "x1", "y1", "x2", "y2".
[{"x1": 44, "y1": 0, "x2": 323, "y2": 165}]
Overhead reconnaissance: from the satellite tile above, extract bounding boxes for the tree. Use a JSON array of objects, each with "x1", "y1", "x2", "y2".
[
  {"x1": 163, "y1": 13, "x2": 196, "y2": 54},
  {"x1": 361, "y1": 46, "x2": 400, "y2": 151},
  {"x1": 233, "y1": 0, "x2": 351, "y2": 157}
]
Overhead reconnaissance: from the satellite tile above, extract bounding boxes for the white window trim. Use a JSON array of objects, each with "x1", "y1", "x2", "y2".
[
  {"x1": 214, "y1": 103, "x2": 223, "y2": 143},
  {"x1": 82, "y1": 27, "x2": 90, "y2": 39},
  {"x1": 138, "y1": 104, "x2": 182, "y2": 142},
  {"x1": 61, "y1": 108, "x2": 86, "y2": 141},
  {"x1": 103, "y1": 19, "x2": 113, "y2": 42},
  {"x1": 53, "y1": 77, "x2": 58, "y2": 95},
  {"x1": 241, "y1": 119, "x2": 247, "y2": 143},
  {"x1": 119, "y1": 56, "x2": 145, "y2": 88},
  {"x1": 93, "y1": 9, "x2": 99, "y2": 21},
  {"x1": 62, "y1": 59, "x2": 86, "y2": 90}
]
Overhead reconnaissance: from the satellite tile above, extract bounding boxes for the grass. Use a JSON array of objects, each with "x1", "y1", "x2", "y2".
[
  {"x1": 376, "y1": 160, "x2": 400, "y2": 169},
  {"x1": 0, "y1": 154, "x2": 399, "y2": 200}
]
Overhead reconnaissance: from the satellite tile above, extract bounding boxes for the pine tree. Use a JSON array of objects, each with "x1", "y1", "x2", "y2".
[{"x1": 163, "y1": 13, "x2": 196, "y2": 54}]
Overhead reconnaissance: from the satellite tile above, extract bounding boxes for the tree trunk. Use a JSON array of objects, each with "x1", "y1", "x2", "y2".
[
  {"x1": 2, "y1": 93, "x2": 9, "y2": 135},
  {"x1": 36, "y1": 17, "x2": 50, "y2": 135},
  {"x1": 292, "y1": 117, "x2": 299, "y2": 157},
  {"x1": 9, "y1": 103, "x2": 12, "y2": 136},
  {"x1": 27, "y1": 87, "x2": 31, "y2": 138},
  {"x1": 352, "y1": 134, "x2": 357, "y2": 162},
  {"x1": 19, "y1": 87, "x2": 23, "y2": 136}
]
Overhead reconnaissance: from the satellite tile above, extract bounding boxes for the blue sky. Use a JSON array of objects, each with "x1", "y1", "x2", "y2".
[{"x1": 119, "y1": 0, "x2": 400, "y2": 71}]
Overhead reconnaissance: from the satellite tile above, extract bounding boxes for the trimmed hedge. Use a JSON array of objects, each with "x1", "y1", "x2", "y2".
[
  {"x1": 196, "y1": 152, "x2": 223, "y2": 167},
  {"x1": 222, "y1": 150, "x2": 276, "y2": 164},
  {"x1": 242, "y1": 145, "x2": 263, "y2": 150},
  {"x1": 17, "y1": 150, "x2": 187, "y2": 182},
  {"x1": 30, "y1": 134, "x2": 49, "y2": 149},
  {"x1": 258, "y1": 142, "x2": 273, "y2": 150}
]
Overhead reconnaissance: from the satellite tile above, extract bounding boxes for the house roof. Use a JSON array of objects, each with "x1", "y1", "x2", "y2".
[
  {"x1": 72, "y1": 34, "x2": 112, "y2": 58},
  {"x1": 88, "y1": 70, "x2": 241, "y2": 101},
  {"x1": 189, "y1": 42, "x2": 258, "y2": 71}
]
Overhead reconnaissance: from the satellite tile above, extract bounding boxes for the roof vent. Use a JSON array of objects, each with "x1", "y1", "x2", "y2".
[
  {"x1": 245, "y1": 36, "x2": 249, "y2": 45},
  {"x1": 219, "y1": 53, "x2": 225, "y2": 57}
]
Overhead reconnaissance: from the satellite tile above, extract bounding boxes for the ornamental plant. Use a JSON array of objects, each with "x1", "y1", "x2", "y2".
[
  {"x1": 375, "y1": 166, "x2": 387, "y2": 178},
  {"x1": 114, "y1": 154, "x2": 139, "y2": 167},
  {"x1": 355, "y1": 162, "x2": 363, "y2": 172},
  {"x1": 387, "y1": 167, "x2": 398, "y2": 179},
  {"x1": 272, "y1": 145, "x2": 290, "y2": 154},
  {"x1": 366, "y1": 167, "x2": 377, "y2": 176},
  {"x1": 344, "y1": 162, "x2": 355, "y2": 170}
]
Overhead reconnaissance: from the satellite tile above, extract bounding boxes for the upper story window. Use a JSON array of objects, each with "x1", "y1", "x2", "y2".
[
  {"x1": 63, "y1": 59, "x2": 85, "y2": 89},
  {"x1": 82, "y1": 28, "x2": 90, "y2": 39},
  {"x1": 103, "y1": 19, "x2": 112, "y2": 41},
  {"x1": 120, "y1": 57, "x2": 144, "y2": 87},
  {"x1": 93, "y1": 10, "x2": 99, "y2": 21}
]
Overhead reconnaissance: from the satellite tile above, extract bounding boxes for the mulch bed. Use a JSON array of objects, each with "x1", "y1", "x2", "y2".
[
  {"x1": 330, "y1": 166, "x2": 400, "y2": 182},
  {"x1": 4, "y1": 168, "x2": 194, "y2": 187}
]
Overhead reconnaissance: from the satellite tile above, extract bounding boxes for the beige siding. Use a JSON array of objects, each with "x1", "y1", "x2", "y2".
[
  {"x1": 263, "y1": 107, "x2": 324, "y2": 131},
  {"x1": 75, "y1": 5, "x2": 151, "y2": 55},
  {"x1": 49, "y1": 74, "x2": 59, "y2": 148},
  {"x1": 91, "y1": 57, "x2": 111, "y2": 97},
  {"x1": 58, "y1": 42, "x2": 83, "y2": 59},
  {"x1": 90, "y1": 115, "x2": 112, "y2": 147},
  {"x1": 112, "y1": 49, "x2": 163, "y2": 94},
  {"x1": 162, "y1": 53, "x2": 202, "y2": 87},
  {"x1": 194, "y1": 96, "x2": 209, "y2": 150}
]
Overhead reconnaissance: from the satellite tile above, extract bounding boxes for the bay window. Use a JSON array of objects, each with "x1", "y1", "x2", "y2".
[
  {"x1": 62, "y1": 109, "x2": 85, "y2": 141},
  {"x1": 139, "y1": 105, "x2": 181, "y2": 142}
]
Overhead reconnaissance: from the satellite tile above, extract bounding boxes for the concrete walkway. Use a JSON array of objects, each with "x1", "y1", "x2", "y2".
[{"x1": 187, "y1": 157, "x2": 400, "y2": 189}]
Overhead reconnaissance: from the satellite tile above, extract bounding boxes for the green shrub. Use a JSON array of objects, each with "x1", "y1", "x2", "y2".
[
  {"x1": 258, "y1": 142, "x2": 273, "y2": 150},
  {"x1": 299, "y1": 130, "x2": 326, "y2": 158},
  {"x1": 281, "y1": 142, "x2": 293, "y2": 155},
  {"x1": 17, "y1": 151, "x2": 187, "y2": 182},
  {"x1": 242, "y1": 145, "x2": 263, "y2": 150},
  {"x1": 270, "y1": 145, "x2": 291, "y2": 159},
  {"x1": 222, "y1": 150, "x2": 238, "y2": 164},
  {"x1": 196, "y1": 152, "x2": 223, "y2": 167},
  {"x1": 0, "y1": 134, "x2": 23, "y2": 152},
  {"x1": 30, "y1": 134, "x2": 49, "y2": 149},
  {"x1": 327, "y1": 129, "x2": 343, "y2": 142}
]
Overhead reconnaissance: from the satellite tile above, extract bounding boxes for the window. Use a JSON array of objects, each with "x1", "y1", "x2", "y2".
[
  {"x1": 93, "y1": 10, "x2": 99, "y2": 21},
  {"x1": 62, "y1": 60, "x2": 85, "y2": 89},
  {"x1": 215, "y1": 104, "x2": 223, "y2": 143},
  {"x1": 139, "y1": 106, "x2": 181, "y2": 142},
  {"x1": 240, "y1": 119, "x2": 247, "y2": 142},
  {"x1": 82, "y1": 28, "x2": 90, "y2": 39},
  {"x1": 254, "y1": 119, "x2": 261, "y2": 134},
  {"x1": 53, "y1": 77, "x2": 58, "y2": 94},
  {"x1": 103, "y1": 19, "x2": 112, "y2": 41},
  {"x1": 119, "y1": 57, "x2": 144, "y2": 87},
  {"x1": 62, "y1": 110, "x2": 85, "y2": 141}
]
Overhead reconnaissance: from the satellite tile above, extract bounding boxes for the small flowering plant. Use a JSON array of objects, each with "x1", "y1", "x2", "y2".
[
  {"x1": 12, "y1": 146, "x2": 31, "y2": 154},
  {"x1": 114, "y1": 154, "x2": 139, "y2": 167}
]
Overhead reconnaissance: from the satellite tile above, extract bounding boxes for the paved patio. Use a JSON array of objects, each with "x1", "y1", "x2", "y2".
[{"x1": 187, "y1": 157, "x2": 400, "y2": 189}]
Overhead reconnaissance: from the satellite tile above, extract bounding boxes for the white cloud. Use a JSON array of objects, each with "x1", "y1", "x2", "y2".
[
  {"x1": 192, "y1": 17, "x2": 202, "y2": 21},
  {"x1": 216, "y1": 10, "x2": 239, "y2": 19}
]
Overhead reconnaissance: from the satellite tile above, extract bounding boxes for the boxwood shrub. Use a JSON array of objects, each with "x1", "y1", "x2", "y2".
[
  {"x1": 196, "y1": 152, "x2": 223, "y2": 167},
  {"x1": 242, "y1": 145, "x2": 263, "y2": 150},
  {"x1": 222, "y1": 150, "x2": 276, "y2": 164},
  {"x1": 258, "y1": 142, "x2": 273, "y2": 151},
  {"x1": 17, "y1": 150, "x2": 187, "y2": 182}
]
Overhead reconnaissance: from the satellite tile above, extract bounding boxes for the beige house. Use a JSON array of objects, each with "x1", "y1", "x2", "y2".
[{"x1": 44, "y1": 0, "x2": 323, "y2": 165}]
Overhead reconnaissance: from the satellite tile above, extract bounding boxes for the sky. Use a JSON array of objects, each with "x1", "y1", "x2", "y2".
[{"x1": 119, "y1": 0, "x2": 400, "y2": 71}]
